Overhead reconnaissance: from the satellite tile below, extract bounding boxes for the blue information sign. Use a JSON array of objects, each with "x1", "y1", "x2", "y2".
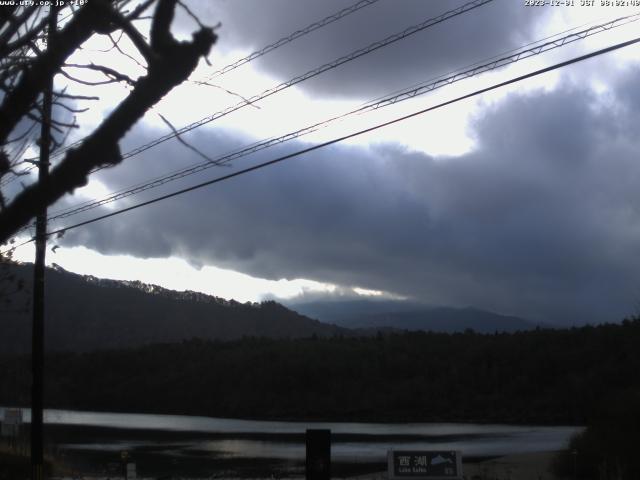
[{"x1": 388, "y1": 450, "x2": 462, "y2": 479}]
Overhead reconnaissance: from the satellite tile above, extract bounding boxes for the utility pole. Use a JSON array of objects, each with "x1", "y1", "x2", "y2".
[{"x1": 31, "y1": 7, "x2": 55, "y2": 480}]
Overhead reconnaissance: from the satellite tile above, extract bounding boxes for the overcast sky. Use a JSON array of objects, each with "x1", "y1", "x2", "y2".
[{"x1": 9, "y1": 0, "x2": 640, "y2": 325}]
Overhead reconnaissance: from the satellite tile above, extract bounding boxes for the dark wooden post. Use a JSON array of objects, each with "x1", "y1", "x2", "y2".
[
  {"x1": 31, "y1": 7, "x2": 56, "y2": 480},
  {"x1": 306, "y1": 429, "x2": 331, "y2": 480}
]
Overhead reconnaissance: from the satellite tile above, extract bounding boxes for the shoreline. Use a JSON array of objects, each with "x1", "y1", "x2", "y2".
[
  {"x1": 462, "y1": 451, "x2": 559, "y2": 480},
  {"x1": 1, "y1": 404, "x2": 584, "y2": 427},
  {"x1": 1, "y1": 411, "x2": 574, "y2": 479},
  {"x1": 2, "y1": 441, "x2": 562, "y2": 479},
  {"x1": 355, "y1": 452, "x2": 560, "y2": 480}
]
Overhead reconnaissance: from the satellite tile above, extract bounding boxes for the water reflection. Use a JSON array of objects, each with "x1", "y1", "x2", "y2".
[{"x1": 1, "y1": 407, "x2": 582, "y2": 463}]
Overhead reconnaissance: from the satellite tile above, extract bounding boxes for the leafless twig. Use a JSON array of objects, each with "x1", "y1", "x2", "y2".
[
  {"x1": 64, "y1": 62, "x2": 137, "y2": 86},
  {"x1": 54, "y1": 91, "x2": 100, "y2": 101},
  {"x1": 177, "y1": 0, "x2": 206, "y2": 29},
  {"x1": 60, "y1": 68, "x2": 121, "y2": 86},
  {"x1": 159, "y1": 113, "x2": 220, "y2": 164},
  {"x1": 193, "y1": 80, "x2": 261, "y2": 109},
  {"x1": 108, "y1": 31, "x2": 147, "y2": 70},
  {"x1": 53, "y1": 101, "x2": 89, "y2": 114}
]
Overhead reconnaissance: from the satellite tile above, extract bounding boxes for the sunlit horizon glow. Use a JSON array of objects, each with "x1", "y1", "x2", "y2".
[
  {"x1": 6, "y1": 1, "x2": 640, "y2": 322},
  {"x1": 11, "y1": 244, "x2": 401, "y2": 304}
]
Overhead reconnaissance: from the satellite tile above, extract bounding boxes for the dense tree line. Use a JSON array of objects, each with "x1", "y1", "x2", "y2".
[
  {"x1": 552, "y1": 389, "x2": 640, "y2": 480},
  {"x1": 1, "y1": 319, "x2": 639, "y2": 426}
]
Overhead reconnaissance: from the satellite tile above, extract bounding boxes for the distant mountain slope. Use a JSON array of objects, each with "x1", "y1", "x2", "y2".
[
  {"x1": 288, "y1": 299, "x2": 540, "y2": 333},
  {"x1": 0, "y1": 263, "x2": 346, "y2": 353}
]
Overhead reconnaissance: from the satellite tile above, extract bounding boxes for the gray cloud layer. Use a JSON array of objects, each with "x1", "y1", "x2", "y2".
[
  {"x1": 58, "y1": 63, "x2": 640, "y2": 325},
  {"x1": 195, "y1": 0, "x2": 549, "y2": 99}
]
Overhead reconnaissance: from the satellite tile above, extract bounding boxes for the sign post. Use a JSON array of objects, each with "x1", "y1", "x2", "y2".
[
  {"x1": 306, "y1": 429, "x2": 331, "y2": 480},
  {"x1": 1, "y1": 409, "x2": 23, "y2": 454},
  {"x1": 126, "y1": 462, "x2": 137, "y2": 480},
  {"x1": 1, "y1": 408, "x2": 23, "y2": 438},
  {"x1": 388, "y1": 450, "x2": 463, "y2": 480},
  {"x1": 121, "y1": 450, "x2": 129, "y2": 479}
]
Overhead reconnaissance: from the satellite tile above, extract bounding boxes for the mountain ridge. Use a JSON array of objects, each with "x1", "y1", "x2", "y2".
[
  {"x1": 0, "y1": 262, "x2": 346, "y2": 354},
  {"x1": 288, "y1": 299, "x2": 543, "y2": 333},
  {"x1": 1, "y1": 263, "x2": 543, "y2": 355}
]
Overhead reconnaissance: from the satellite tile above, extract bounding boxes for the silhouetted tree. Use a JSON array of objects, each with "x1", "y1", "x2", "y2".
[
  {"x1": 0, "y1": 0, "x2": 217, "y2": 244},
  {"x1": 553, "y1": 389, "x2": 640, "y2": 480},
  {"x1": 0, "y1": 245, "x2": 28, "y2": 314}
]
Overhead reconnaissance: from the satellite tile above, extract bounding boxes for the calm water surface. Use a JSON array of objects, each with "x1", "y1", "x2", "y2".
[{"x1": 1, "y1": 407, "x2": 582, "y2": 462}]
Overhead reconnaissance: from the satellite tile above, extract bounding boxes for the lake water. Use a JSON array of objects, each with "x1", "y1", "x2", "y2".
[{"x1": 1, "y1": 407, "x2": 582, "y2": 462}]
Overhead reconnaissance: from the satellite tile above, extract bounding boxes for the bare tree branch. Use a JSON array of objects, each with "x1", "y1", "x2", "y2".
[
  {"x1": 0, "y1": 0, "x2": 117, "y2": 145},
  {"x1": 59, "y1": 68, "x2": 121, "y2": 86},
  {"x1": 51, "y1": 125, "x2": 74, "y2": 154},
  {"x1": 110, "y1": 9, "x2": 155, "y2": 64},
  {"x1": 126, "y1": 0, "x2": 157, "y2": 20},
  {"x1": 0, "y1": 6, "x2": 39, "y2": 52},
  {"x1": 0, "y1": 0, "x2": 217, "y2": 243},
  {"x1": 177, "y1": 0, "x2": 206, "y2": 30},
  {"x1": 64, "y1": 63, "x2": 137, "y2": 86},
  {"x1": 0, "y1": 11, "x2": 48, "y2": 58},
  {"x1": 150, "y1": 0, "x2": 175, "y2": 51},
  {"x1": 159, "y1": 113, "x2": 216, "y2": 163},
  {"x1": 108, "y1": 31, "x2": 147, "y2": 69},
  {"x1": 194, "y1": 80, "x2": 260, "y2": 109},
  {"x1": 54, "y1": 91, "x2": 100, "y2": 101},
  {"x1": 0, "y1": 6, "x2": 17, "y2": 33},
  {"x1": 52, "y1": 101, "x2": 89, "y2": 114}
]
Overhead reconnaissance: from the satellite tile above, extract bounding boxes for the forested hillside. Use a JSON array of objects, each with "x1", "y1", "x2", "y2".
[
  {"x1": 0, "y1": 263, "x2": 346, "y2": 353},
  {"x1": 1, "y1": 320, "x2": 638, "y2": 424}
]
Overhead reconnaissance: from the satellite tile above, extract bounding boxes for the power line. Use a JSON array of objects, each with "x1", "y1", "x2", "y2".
[
  {"x1": 41, "y1": 13, "x2": 639, "y2": 224},
  {"x1": 3, "y1": 0, "x2": 490, "y2": 191},
  {"x1": 120, "y1": 0, "x2": 494, "y2": 159},
  {"x1": 48, "y1": 0, "x2": 493, "y2": 163},
  {"x1": 49, "y1": 12, "x2": 636, "y2": 217},
  {"x1": 0, "y1": 121, "x2": 44, "y2": 187},
  {"x1": 0, "y1": 0, "x2": 380, "y2": 188},
  {"x1": 198, "y1": 0, "x2": 381, "y2": 81},
  {"x1": 0, "y1": 6, "x2": 77, "y2": 188},
  {"x1": 360, "y1": 11, "x2": 633, "y2": 107},
  {"x1": 3, "y1": 35, "x2": 638, "y2": 257},
  {"x1": 25, "y1": 35, "x2": 638, "y2": 245},
  {"x1": 1, "y1": 141, "x2": 49, "y2": 188}
]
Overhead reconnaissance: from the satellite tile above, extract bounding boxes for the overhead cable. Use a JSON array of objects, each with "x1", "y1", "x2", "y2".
[
  {"x1": 29, "y1": 35, "x2": 640, "y2": 245},
  {"x1": 43, "y1": 13, "x2": 639, "y2": 223},
  {"x1": 0, "y1": 0, "x2": 381, "y2": 188},
  {"x1": 48, "y1": 0, "x2": 494, "y2": 162},
  {"x1": 198, "y1": 0, "x2": 381, "y2": 81}
]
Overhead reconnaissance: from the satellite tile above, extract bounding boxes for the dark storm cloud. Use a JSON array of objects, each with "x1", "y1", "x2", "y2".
[
  {"x1": 58, "y1": 65, "x2": 640, "y2": 325},
  {"x1": 195, "y1": 0, "x2": 550, "y2": 99}
]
